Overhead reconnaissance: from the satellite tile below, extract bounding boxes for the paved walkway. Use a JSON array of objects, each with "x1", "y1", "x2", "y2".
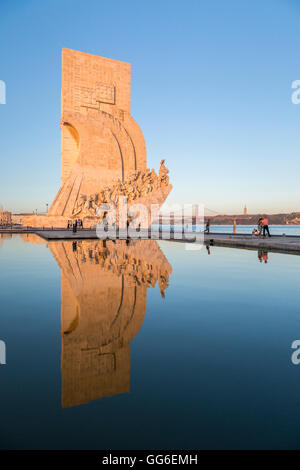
[
  {"x1": 2, "y1": 227, "x2": 300, "y2": 254},
  {"x1": 35, "y1": 229, "x2": 300, "y2": 254},
  {"x1": 202, "y1": 232, "x2": 300, "y2": 254}
]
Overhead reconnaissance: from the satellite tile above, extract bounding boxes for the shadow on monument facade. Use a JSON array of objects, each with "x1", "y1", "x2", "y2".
[{"x1": 47, "y1": 239, "x2": 172, "y2": 408}]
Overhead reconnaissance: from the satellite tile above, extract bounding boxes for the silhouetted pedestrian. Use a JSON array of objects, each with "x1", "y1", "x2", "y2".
[
  {"x1": 262, "y1": 216, "x2": 271, "y2": 237},
  {"x1": 205, "y1": 219, "x2": 210, "y2": 234}
]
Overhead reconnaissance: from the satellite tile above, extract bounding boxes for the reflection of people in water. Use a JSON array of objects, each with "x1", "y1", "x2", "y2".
[{"x1": 258, "y1": 249, "x2": 268, "y2": 263}]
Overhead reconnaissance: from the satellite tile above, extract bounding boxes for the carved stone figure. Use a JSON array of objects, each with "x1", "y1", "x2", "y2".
[
  {"x1": 71, "y1": 160, "x2": 171, "y2": 219},
  {"x1": 72, "y1": 194, "x2": 86, "y2": 217},
  {"x1": 159, "y1": 159, "x2": 169, "y2": 186},
  {"x1": 79, "y1": 195, "x2": 97, "y2": 217}
]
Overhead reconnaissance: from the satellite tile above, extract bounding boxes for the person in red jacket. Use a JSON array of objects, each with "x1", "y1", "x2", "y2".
[{"x1": 262, "y1": 216, "x2": 271, "y2": 237}]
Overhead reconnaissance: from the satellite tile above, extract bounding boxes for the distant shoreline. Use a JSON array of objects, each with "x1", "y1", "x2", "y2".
[{"x1": 209, "y1": 223, "x2": 300, "y2": 226}]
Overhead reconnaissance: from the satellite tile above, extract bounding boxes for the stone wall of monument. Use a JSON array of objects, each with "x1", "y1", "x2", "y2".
[
  {"x1": 22, "y1": 49, "x2": 172, "y2": 229},
  {"x1": 61, "y1": 48, "x2": 146, "y2": 186}
]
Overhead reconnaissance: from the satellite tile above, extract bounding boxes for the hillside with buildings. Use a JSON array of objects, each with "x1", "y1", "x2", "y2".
[{"x1": 205, "y1": 212, "x2": 300, "y2": 225}]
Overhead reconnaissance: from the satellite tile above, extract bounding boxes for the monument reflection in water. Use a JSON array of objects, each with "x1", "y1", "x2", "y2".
[{"x1": 48, "y1": 239, "x2": 172, "y2": 408}]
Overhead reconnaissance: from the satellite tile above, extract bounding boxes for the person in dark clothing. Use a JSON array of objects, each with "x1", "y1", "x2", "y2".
[
  {"x1": 262, "y1": 216, "x2": 271, "y2": 237},
  {"x1": 72, "y1": 220, "x2": 77, "y2": 233},
  {"x1": 205, "y1": 219, "x2": 210, "y2": 234}
]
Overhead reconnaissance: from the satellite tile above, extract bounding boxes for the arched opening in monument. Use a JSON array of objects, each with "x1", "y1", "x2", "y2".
[
  {"x1": 61, "y1": 122, "x2": 80, "y2": 185},
  {"x1": 63, "y1": 122, "x2": 80, "y2": 147}
]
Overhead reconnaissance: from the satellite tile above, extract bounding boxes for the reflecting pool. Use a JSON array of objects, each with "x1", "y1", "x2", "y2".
[{"x1": 1, "y1": 233, "x2": 300, "y2": 449}]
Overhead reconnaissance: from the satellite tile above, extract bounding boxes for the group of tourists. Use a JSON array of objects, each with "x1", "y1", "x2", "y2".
[
  {"x1": 67, "y1": 219, "x2": 83, "y2": 233},
  {"x1": 252, "y1": 216, "x2": 271, "y2": 237},
  {"x1": 203, "y1": 216, "x2": 271, "y2": 237}
]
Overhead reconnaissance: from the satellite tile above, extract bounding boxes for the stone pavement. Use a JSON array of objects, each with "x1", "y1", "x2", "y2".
[
  {"x1": 33, "y1": 229, "x2": 300, "y2": 254},
  {"x1": 2, "y1": 227, "x2": 300, "y2": 254}
]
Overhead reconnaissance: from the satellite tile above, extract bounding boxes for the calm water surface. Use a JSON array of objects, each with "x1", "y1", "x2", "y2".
[{"x1": 0, "y1": 233, "x2": 300, "y2": 449}]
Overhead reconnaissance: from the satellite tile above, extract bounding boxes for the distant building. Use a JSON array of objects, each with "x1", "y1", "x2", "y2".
[
  {"x1": 11, "y1": 214, "x2": 25, "y2": 225},
  {"x1": 0, "y1": 210, "x2": 12, "y2": 225},
  {"x1": 243, "y1": 205, "x2": 247, "y2": 215}
]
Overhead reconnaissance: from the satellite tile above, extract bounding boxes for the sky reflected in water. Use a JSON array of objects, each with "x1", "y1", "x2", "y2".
[{"x1": 0, "y1": 234, "x2": 300, "y2": 449}]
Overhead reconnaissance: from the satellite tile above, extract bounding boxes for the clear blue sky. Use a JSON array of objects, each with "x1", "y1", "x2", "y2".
[{"x1": 0, "y1": 0, "x2": 300, "y2": 214}]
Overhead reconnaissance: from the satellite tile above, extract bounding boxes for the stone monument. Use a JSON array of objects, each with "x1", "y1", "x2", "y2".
[{"x1": 24, "y1": 48, "x2": 172, "y2": 228}]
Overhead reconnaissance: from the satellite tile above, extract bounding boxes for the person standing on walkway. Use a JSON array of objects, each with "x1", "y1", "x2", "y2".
[
  {"x1": 262, "y1": 215, "x2": 271, "y2": 237},
  {"x1": 257, "y1": 217, "x2": 263, "y2": 237},
  {"x1": 205, "y1": 219, "x2": 210, "y2": 234},
  {"x1": 72, "y1": 220, "x2": 77, "y2": 233}
]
